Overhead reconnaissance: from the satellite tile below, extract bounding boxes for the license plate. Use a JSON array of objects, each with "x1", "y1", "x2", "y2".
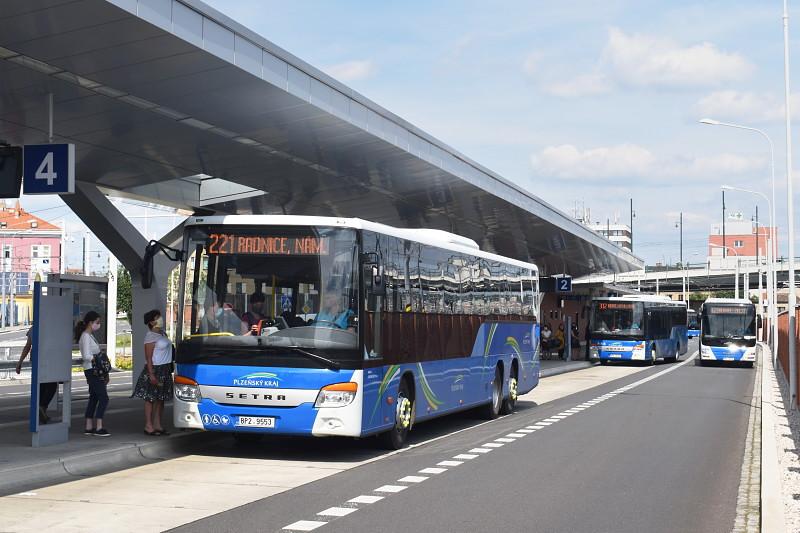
[{"x1": 236, "y1": 416, "x2": 275, "y2": 428}]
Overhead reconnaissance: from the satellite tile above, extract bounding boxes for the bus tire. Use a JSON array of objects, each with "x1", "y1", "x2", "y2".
[
  {"x1": 649, "y1": 347, "x2": 657, "y2": 366},
  {"x1": 599, "y1": 359, "x2": 609, "y2": 366},
  {"x1": 481, "y1": 366, "x2": 503, "y2": 419},
  {"x1": 745, "y1": 361, "x2": 754, "y2": 368},
  {"x1": 500, "y1": 364, "x2": 518, "y2": 415},
  {"x1": 380, "y1": 379, "x2": 413, "y2": 450}
]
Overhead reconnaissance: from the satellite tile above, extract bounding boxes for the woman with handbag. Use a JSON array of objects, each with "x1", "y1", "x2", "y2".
[
  {"x1": 132, "y1": 309, "x2": 174, "y2": 436},
  {"x1": 76, "y1": 311, "x2": 111, "y2": 437}
]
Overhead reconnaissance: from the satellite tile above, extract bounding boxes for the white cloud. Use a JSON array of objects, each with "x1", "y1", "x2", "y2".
[
  {"x1": 531, "y1": 144, "x2": 655, "y2": 179},
  {"x1": 541, "y1": 72, "x2": 611, "y2": 97},
  {"x1": 530, "y1": 143, "x2": 763, "y2": 183},
  {"x1": 695, "y1": 90, "x2": 800, "y2": 123},
  {"x1": 324, "y1": 60, "x2": 375, "y2": 82},
  {"x1": 603, "y1": 28, "x2": 753, "y2": 88}
]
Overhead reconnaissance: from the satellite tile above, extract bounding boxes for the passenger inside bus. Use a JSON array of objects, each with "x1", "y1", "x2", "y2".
[{"x1": 241, "y1": 292, "x2": 268, "y2": 335}]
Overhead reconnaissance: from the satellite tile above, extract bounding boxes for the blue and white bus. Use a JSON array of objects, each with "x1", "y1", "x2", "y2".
[
  {"x1": 172, "y1": 216, "x2": 540, "y2": 448},
  {"x1": 687, "y1": 308, "x2": 700, "y2": 338},
  {"x1": 588, "y1": 295, "x2": 688, "y2": 365},
  {"x1": 698, "y1": 298, "x2": 756, "y2": 367}
]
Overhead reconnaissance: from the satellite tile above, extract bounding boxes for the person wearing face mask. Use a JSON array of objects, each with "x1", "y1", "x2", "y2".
[
  {"x1": 241, "y1": 292, "x2": 267, "y2": 335},
  {"x1": 133, "y1": 310, "x2": 174, "y2": 436},
  {"x1": 76, "y1": 311, "x2": 110, "y2": 437}
]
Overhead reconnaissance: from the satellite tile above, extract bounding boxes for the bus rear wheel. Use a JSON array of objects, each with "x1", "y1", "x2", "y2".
[
  {"x1": 500, "y1": 366, "x2": 518, "y2": 415},
  {"x1": 481, "y1": 366, "x2": 503, "y2": 419},
  {"x1": 380, "y1": 380, "x2": 413, "y2": 449}
]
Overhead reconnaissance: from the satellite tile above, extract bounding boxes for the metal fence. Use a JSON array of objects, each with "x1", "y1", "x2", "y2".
[{"x1": 777, "y1": 308, "x2": 800, "y2": 408}]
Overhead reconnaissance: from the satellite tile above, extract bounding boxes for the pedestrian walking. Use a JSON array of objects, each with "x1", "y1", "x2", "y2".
[
  {"x1": 15, "y1": 326, "x2": 58, "y2": 424},
  {"x1": 76, "y1": 311, "x2": 111, "y2": 437},
  {"x1": 132, "y1": 309, "x2": 173, "y2": 436}
]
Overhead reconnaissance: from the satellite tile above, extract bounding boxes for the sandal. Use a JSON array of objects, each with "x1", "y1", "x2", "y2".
[
  {"x1": 143, "y1": 429, "x2": 159, "y2": 436},
  {"x1": 154, "y1": 429, "x2": 170, "y2": 436}
]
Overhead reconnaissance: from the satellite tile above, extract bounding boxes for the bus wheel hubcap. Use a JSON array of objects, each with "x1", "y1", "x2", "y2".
[
  {"x1": 397, "y1": 395, "x2": 412, "y2": 430},
  {"x1": 509, "y1": 377, "x2": 518, "y2": 401}
]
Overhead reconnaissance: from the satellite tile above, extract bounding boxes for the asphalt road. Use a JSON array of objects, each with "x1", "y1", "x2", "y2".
[{"x1": 173, "y1": 343, "x2": 756, "y2": 533}]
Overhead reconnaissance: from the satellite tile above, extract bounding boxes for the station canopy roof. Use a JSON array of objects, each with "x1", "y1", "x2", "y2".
[{"x1": 0, "y1": 0, "x2": 643, "y2": 277}]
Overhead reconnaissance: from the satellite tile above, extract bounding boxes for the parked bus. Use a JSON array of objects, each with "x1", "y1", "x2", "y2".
[
  {"x1": 687, "y1": 308, "x2": 700, "y2": 338},
  {"x1": 172, "y1": 216, "x2": 540, "y2": 448},
  {"x1": 698, "y1": 298, "x2": 756, "y2": 367},
  {"x1": 588, "y1": 295, "x2": 688, "y2": 365}
]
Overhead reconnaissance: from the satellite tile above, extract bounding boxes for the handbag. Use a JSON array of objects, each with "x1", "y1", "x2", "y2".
[{"x1": 92, "y1": 350, "x2": 112, "y2": 378}]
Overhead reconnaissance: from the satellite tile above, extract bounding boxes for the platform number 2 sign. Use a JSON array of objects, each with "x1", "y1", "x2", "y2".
[
  {"x1": 23, "y1": 143, "x2": 75, "y2": 195},
  {"x1": 556, "y1": 277, "x2": 572, "y2": 292}
]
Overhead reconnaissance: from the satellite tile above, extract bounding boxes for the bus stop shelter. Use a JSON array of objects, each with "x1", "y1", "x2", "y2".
[{"x1": 0, "y1": 0, "x2": 643, "y2": 378}]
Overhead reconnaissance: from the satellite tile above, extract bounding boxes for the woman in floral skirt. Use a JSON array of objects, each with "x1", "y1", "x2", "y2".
[{"x1": 132, "y1": 309, "x2": 174, "y2": 435}]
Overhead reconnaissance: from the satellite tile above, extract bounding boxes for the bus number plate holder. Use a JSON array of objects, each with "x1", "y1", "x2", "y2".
[{"x1": 236, "y1": 416, "x2": 275, "y2": 428}]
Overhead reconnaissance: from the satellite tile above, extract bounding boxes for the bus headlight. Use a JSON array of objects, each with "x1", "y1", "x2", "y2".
[
  {"x1": 589, "y1": 345, "x2": 599, "y2": 357},
  {"x1": 174, "y1": 376, "x2": 201, "y2": 402},
  {"x1": 701, "y1": 346, "x2": 712, "y2": 358},
  {"x1": 315, "y1": 382, "x2": 358, "y2": 408}
]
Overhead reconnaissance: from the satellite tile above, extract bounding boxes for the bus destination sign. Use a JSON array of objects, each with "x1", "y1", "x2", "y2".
[
  {"x1": 707, "y1": 306, "x2": 748, "y2": 315},
  {"x1": 208, "y1": 234, "x2": 329, "y2": 256},
  {"x1": 598, "y1": 302, "x2": 634, "y2": 310}
]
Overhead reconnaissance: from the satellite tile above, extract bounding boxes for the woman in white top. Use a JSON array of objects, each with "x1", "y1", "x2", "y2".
[
  {"x1": 132, "y1": 309, "x2": 174, "y2": 435},
  {"x1": 75, "y1": 311, "x2": 110, "y2": 437}
]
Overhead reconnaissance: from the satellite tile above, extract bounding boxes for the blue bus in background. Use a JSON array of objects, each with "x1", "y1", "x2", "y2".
[
  {"x1": 698, "y1": 298, "x2": 756, "y2": 367},
  {"x1": 687, "y1": 308, "x2": 700, "y2": 338},
  {"x1": 588, "y1": 295, "x2": 688, "y2": 365},
  {"x1": 172, "y1": 216, "x2": 540, "y2": 449}
]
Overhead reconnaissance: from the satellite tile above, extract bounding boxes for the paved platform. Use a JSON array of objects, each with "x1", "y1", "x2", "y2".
[{"x1": 0, "y1": 359, "x2": 601, "y2": 498}]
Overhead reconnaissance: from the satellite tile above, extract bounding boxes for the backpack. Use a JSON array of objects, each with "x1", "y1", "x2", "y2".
[{"x1": 92, "y1": 350, "x2": 112, "y2": 378}]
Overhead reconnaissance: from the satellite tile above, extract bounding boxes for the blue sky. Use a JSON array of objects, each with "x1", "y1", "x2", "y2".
[{"x1": 16, "y1": 1, "x2": 800, "y2": 268}]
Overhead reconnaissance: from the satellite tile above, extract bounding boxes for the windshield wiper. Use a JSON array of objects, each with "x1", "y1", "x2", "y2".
[{"x1": 286, "y1": 346, "x2": 341, "y2": 371}]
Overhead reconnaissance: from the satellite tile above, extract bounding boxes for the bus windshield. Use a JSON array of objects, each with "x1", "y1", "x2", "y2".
[
  {"x1": 701, "y1": 305, "x2": 756, "y2": 345},
  {"x1": 177, "y1": 225, "x2": 360, "y2": 367},
  {"x1": 687, "y1": 309, "x2": 699, "y2": 329},
  {"x1": 590, "y1": 301, "x2": 644, "y2": 338}
]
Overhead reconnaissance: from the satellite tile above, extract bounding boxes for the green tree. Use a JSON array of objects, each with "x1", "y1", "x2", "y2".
[{"x1": 117, "y1": 266, "x2": 132, "y2": 324}]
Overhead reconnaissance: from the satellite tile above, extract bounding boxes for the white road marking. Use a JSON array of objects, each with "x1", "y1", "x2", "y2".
[
  {"x1": 542, "y1": 418, "x2": 560, "y2": 422},
  {"x1": 482, "y1": 442, "x2": 504, "y2": 447},
  {"x1": 551, "y1": 415, "x2": 568, "y2": 419},
  {"x1": 495, "y1": 437, "x2": 515, "y2": 443},
  {"x1": 398, "y1": 475, "x2": 428, "y2": 483},
  {"x1": 374, "y1": 485, "x2": 407, "y2": 493},
  {"x1": 283, "y1": 520, "x2": 327, "y2": 531},
  {"x1": 535, "y1": 421, "x2": 553, "y2": 426},
  {"x1": 318, "y1": 507, "x2": 357, "y2": 517},
  {"x1": 468, "y1": 448, "x2": 492, "y2": 453},
  {"x1": 517, "y1": 429, "x2": 535, "y2": 433},
  {"x1": 419, "y1": 467, "x2": 447, "y2": 474},
  {"x1": 437, "y1": 460, "x2": 463, "y2": 466},
  {"x1": 525, "y1": 425, "x2": 543, "y2": 429},
  {"x1": 348, "y1": 495, "x2": 383, "y2": 504},
  {"x1": 453, "y1": 453, "x2": 478, "y2": 460}
]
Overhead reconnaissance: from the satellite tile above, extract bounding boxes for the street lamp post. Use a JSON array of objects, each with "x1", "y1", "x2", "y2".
[
  {"x1": 783, "y1": 0, "x2": 797, "y2": 410},
  {"x1": 700, "y1": 118, "x2": 779, "y2": 359},
  {"x1": 721, "y1": 185, "x2": 778, "y2": 363},
  {"x1": 710, "y1": 243, "x2": 740, "y2": 298}
]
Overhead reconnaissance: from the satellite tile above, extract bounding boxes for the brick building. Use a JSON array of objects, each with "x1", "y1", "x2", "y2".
[
  {"x1": 708, "y1": 215, "x2": 777, "y2": 269},
  {"x1": 0, "y1": 202, "x2": 63, "y2": 326}
]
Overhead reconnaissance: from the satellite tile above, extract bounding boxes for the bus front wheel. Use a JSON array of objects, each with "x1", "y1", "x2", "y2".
[
  {"x1": 649, "y1": 347, "x2": 657, "y2": 366},
  {"x1": 380, "y1": 379, "x2": 413, "y2": 450},
  {"x1": 481, "y1": 366, "x2": 503, "y2": 419}
]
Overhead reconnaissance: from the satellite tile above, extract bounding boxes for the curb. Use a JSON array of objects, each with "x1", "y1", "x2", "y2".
[
  {"x1": 539, "y1": 361, "x2": 596, "y2": 379},
  {"x1": 0, "y1": 430, "x2": 225, "y2": 496},
  {"x1": 760, "y1": 344, "x2": 788, "y2": 533}
]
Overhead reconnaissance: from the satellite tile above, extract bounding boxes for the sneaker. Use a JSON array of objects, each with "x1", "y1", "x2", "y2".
[
  {"x1": 84, "y1": 428, "x2": 95, "y2": 436},
  {"x1": 93, "y1": 428, "x2": 111, "y2": 437}
]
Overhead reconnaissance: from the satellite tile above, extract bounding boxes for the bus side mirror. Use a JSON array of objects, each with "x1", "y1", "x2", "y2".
[{"x1": 365, "y1": 264, "x2": 386, "y2": 296}]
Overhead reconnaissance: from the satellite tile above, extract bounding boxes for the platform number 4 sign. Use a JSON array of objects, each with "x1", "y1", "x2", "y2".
[
  {"x1": 556, "y1": 276, "x2": 572, "y2": 293},
  {"x1": 23, "y1": 144, "x2": 75, "y2": 195}
]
